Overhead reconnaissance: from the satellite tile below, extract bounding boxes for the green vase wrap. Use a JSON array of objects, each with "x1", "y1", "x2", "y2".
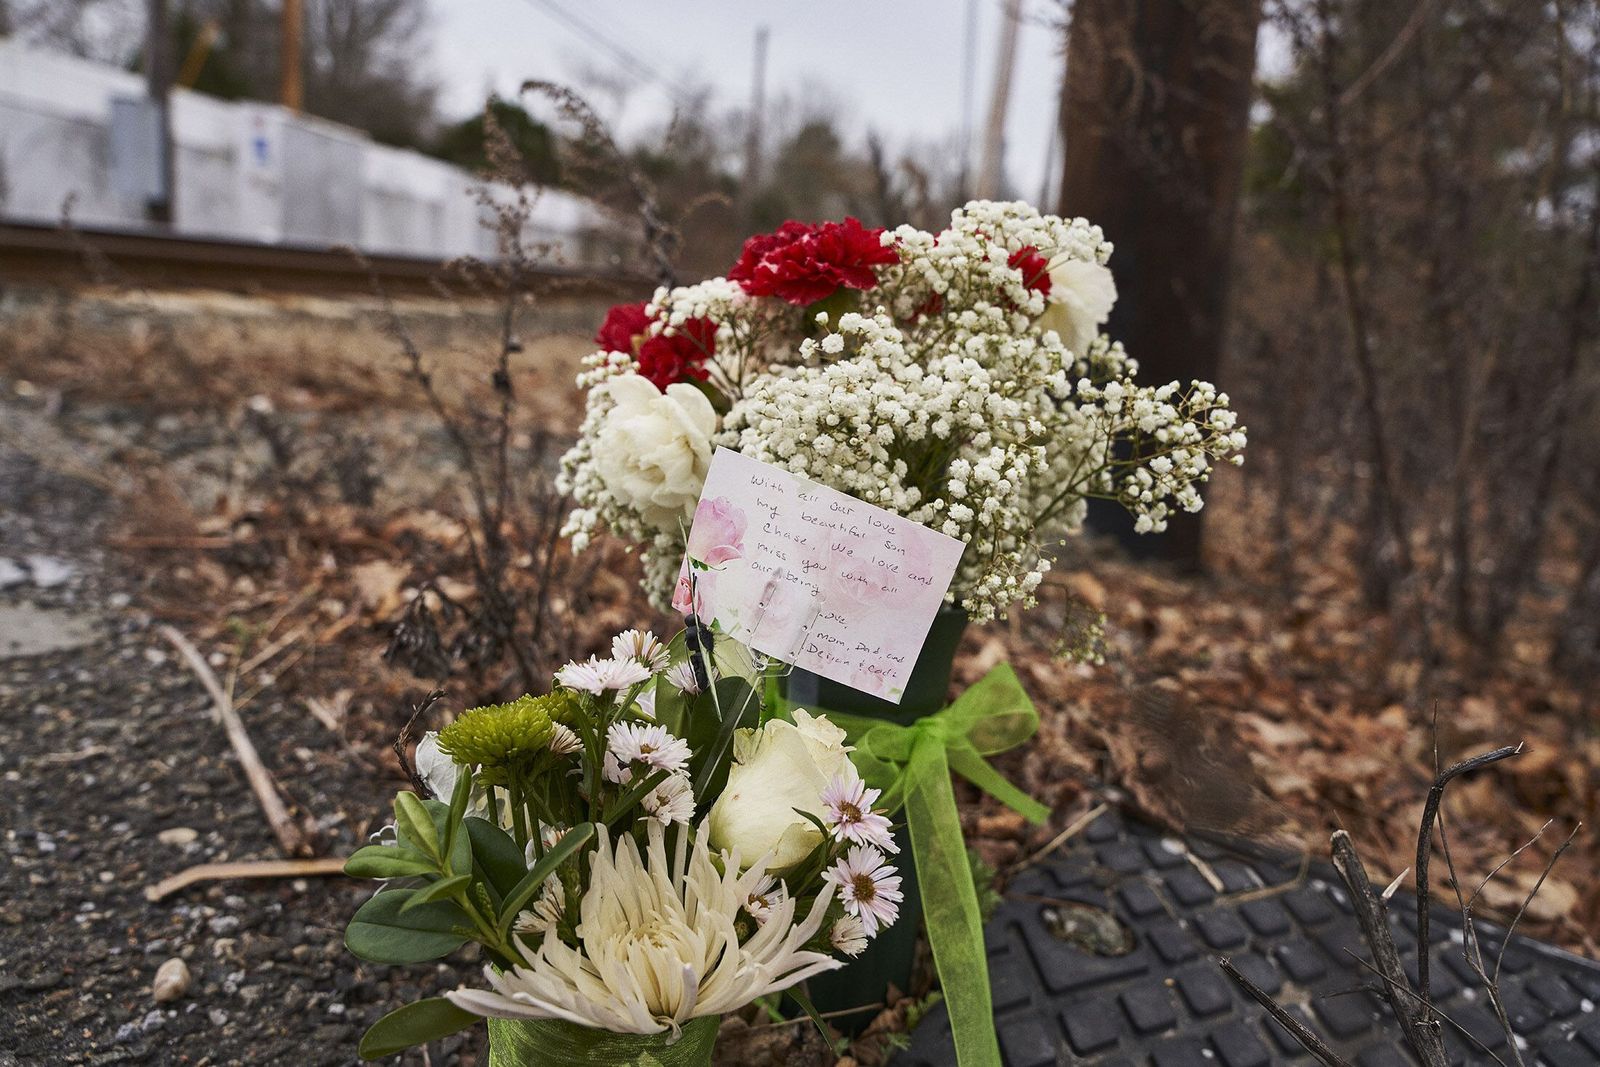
[
  {"x1": 781, "y1": 607, "x2": 968, "y2": 1031},
  {"x1": 485, "y1": 1015, "x2": 719, "y2": 1067}
]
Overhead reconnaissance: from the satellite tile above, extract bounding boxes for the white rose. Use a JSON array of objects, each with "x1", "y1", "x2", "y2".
[
  {"x1": 1039, "y1": 258, "x2": 1117, "y2": 357},
  {"x1": 593, "y1": 373, "x2": 717, "y2": 531},
  {"x1": 706, "y1": 710, "x2": 852, "y2": 872}
]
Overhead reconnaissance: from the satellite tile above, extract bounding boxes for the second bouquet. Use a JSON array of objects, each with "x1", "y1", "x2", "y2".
[{"x1": 344, "y1": 628, "x2": 899, "y2": 1066}]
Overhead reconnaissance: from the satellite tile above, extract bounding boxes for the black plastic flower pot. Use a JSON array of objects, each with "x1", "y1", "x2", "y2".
[{"x1": 781, "y1": 605, "x2": 969, "y2": 1031}]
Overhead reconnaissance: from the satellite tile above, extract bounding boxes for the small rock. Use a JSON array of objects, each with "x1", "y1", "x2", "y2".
[
  {"x1": 24, "y1": 555, "x2": 74, "y2": 588},
  {"x1": 208, "y1": 1009, "x2": 229, "y2": 1027},
  {"x1": 157, "y1": 827, "x2": 199, "y2": 847},
  {"x1": 151, "y1": 958, "x2": 191, "y2": 1003}
]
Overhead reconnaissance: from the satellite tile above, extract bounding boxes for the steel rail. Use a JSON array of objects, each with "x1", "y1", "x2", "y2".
[{"x1": 0, "y1": 220, "x2": 649, "y2": 298}]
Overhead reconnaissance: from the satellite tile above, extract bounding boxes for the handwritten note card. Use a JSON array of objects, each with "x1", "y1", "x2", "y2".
[{"x1": 676, "y1": 448, "x2": 965, "y2": 703}]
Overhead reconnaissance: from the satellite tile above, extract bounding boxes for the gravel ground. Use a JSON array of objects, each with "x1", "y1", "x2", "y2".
[{"x1": 0, "y1": 437, "x2": 480, "y2": 1066}]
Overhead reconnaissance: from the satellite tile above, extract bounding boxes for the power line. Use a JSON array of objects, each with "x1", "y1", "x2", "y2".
[{"x1": 513, "y1": 0, "x2": 699, "y2": 111}]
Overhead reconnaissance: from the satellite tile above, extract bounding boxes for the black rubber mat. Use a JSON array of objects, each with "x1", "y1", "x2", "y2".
[{"x1": 894, "y1": 808, "x2": 1600, "y2": 1066}]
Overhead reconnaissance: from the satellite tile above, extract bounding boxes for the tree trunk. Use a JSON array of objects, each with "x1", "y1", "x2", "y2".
[{"x1": 1058, "y1": 0, "x2": 1262, "y2": 567}]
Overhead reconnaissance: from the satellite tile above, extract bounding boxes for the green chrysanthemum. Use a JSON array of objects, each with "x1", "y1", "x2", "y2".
[{"x1": 436, "y1": 693, "x2": 575, "y2": 780}]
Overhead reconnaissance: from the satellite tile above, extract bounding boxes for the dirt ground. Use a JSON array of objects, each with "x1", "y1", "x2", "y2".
[{"x1": 1, "y1": 283, "x2": 1595, "y2": 1065}]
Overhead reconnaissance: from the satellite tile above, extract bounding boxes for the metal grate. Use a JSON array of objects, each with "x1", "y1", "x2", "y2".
[{"x1": 893, "y1": 808, "x2": 1600, "y2": 1066}]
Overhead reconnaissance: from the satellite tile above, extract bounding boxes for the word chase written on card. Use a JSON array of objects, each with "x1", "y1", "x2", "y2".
[{"x1": 675, "y1": 448, "x2": 965, "y2": 702}]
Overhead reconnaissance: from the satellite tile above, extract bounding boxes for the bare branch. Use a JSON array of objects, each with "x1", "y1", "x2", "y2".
[{"x1": 1219, "y1": 957, "x2": 1353, "y2": 1067}]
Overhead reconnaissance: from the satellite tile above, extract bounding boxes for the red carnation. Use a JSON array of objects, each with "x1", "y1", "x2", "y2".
[
  {"x1": 595, "y1": 301, "x2": 712, "y2": 391},
  {"x1": 595, "y1": 301, "x2": 653, "y2": 354},
  {"x1": 1008, "y1": 246, "x2": 1052, "y2": 296},
  {"x1": 636, "y1": 317, "x2": 714, "y2": 391},
  {"x1": 728, "y1": 217, "x2": 899, "y2": 305}
]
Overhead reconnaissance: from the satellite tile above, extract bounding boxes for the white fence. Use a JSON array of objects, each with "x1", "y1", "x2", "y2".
[{"x1": 0, "y1": 39, "x2": 607, "y2": 263}]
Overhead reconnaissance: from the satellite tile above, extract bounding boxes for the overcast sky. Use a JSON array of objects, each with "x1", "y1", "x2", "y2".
[{"x1": 430, "y1": 0, "x2": 1071, "y2": 201}]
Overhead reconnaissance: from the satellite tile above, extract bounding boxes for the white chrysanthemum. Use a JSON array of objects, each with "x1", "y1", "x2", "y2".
[
  {"x1": 642, "y1": 773, "x2": 695, "y2": 826},
  {"x1": 612, "y1": 629, "x2": 670, "y2": 673},
  {"x1": 445, "y1": 822, "x2": 840, "y2": 1033},
  {"x1": 829, "y1": 914, "x2": 868, "y2": 957},
  {"x1": 556, "y1": 656, "x2": 653, "y2": 695}
]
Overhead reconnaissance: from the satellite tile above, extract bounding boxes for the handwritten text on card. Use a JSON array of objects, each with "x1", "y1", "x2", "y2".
[{"x1": 676, "y1": 448, "x2": 965, "y2": 702}]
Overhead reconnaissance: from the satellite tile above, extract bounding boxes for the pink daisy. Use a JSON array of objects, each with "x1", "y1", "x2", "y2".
[
  {"x1": 605, "y1": 722, "x2": 691, "y2": 778},
  {"x1": 555, "y1": 656, "x2": 653, "y2": 694},
  {"x1": 820, "y1": 766, "x2": 898, "y2": 853},
  {"x1": 664, "y1": 660, "x2": 702, "y2": 695},
  {"x1": 829, "y1": 914, "x2": 869, "y2": 957},
  {"x1": 822, "y1": 845, "x2": 903, "y2": 937},
  {"x1": 611, "y1": 629, "x2": 670, "y2": 673},
  {"x1": 743, "y1": 873, "x2": 787, "y2": 926}
]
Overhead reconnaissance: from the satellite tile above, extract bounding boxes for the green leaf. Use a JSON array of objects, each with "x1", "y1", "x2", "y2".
[
  {"x1": 357, "y1": 997, "x2": 479, "y2": 1060},
  {"x1": 496, "y1": 822, "x2": 595, "y2": 939},
  {"x1": 788, "y1": 985, "x2": 845, "y2": 1052},
  {"x1": 689, "y1": 677, "x2": 760, "y2": 803},
  {"x1": 344, "y1": 888, "x2": 470, "y2": 964},
  {"x1": 400, "y1": 874, "x2": 471, "y2": 912},
  {"x1": 652, "y1": 673, "x2": 688, "y2": 737},
  {"x1": 465, "y1": 816, "x2": 525, "y2": 900},
  {"x1": 442, "y1": 764, "x2": 473, "y2": 868},
  {"x1": 343, "y1": 844, "x2": 437, "y2": 880},
  {"x1": 394, "y1": 791, "x2": 440, "y2": 862}
]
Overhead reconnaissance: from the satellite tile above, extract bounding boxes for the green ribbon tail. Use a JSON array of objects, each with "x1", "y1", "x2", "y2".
[
  {"x1": 906, "y1": 732, "x2": 1002, "y2": 1067},
  {"x1": 946, "y1": 747, "x2": 1050, "y2": 824}
]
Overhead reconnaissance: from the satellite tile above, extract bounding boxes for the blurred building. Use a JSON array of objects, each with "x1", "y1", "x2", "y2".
[{"x1": 0, "y1": 39, "x2": 609, "y2": 265}]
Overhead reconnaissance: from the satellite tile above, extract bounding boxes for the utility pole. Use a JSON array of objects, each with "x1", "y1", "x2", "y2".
[
  {"x1": 145, "y1": 0, "x2": 175, "y2": 225},
  {"x1": 957, "y1": 0, "x2": 979, "y2": 199},
  {"x1": 976, "y1": 0, "x2": 1023, "y2": 199},
  {"x1": 281, "y1": 0, "x2": 304, "y2": 111},
  {"x1": 741, "y1": 25, "x2": 769, "y2": 208},
  {"x1": 1038, "y1": 92, "x2": 1060, "y2": 211}
]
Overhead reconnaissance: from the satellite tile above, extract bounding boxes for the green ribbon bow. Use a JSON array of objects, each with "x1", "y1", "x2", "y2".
[{"x1": 825, "y1": 663, "x2": 1049, "y2": 1067}]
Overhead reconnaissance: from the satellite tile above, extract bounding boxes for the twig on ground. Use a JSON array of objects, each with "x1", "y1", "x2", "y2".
[
  {"x1": 238, "y1": 620, "x2": 312, "y2": 677},
  {"x1": 1010, "y1": 802, "x2": 1108, "y2": 873},
  {"x1": 144, "y1": 858, "x2": 348, "y2": 902},
  {"x1": 1219, "y1": 957, "x2": 1352, "y2": 1067},
  {"x1": 1343, "y1": 953, "x2": 1513, "y2": 1066},
  {"x1": 1222, "y1": 849, "x2": 1313, "y2": 905},
  {"x1": 1330, "y1": 829, "x2": 1448, "y2": 1066},
  {"x1": 159, "y1": 625, "x2": 314, "y2": 857},
  {"x1": 33, "y1": 745, "x2": 111, "y2": 765},
  {"x1": 1492, "y1": 823, "x2": 1581, "y2": 985}
]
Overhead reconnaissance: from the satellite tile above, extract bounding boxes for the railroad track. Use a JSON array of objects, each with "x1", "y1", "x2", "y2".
[{"x1": 0, "y1": 219, "x2": 649, "y2": 298}]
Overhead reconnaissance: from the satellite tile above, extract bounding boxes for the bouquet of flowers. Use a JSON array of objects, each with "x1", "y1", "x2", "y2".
[
  {"x1": 560, "y1": 200, "x2": 1247, "y2": 625},
  {"x1": 344, "y1": 628, "x2": 900, "y2": 1065}
]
